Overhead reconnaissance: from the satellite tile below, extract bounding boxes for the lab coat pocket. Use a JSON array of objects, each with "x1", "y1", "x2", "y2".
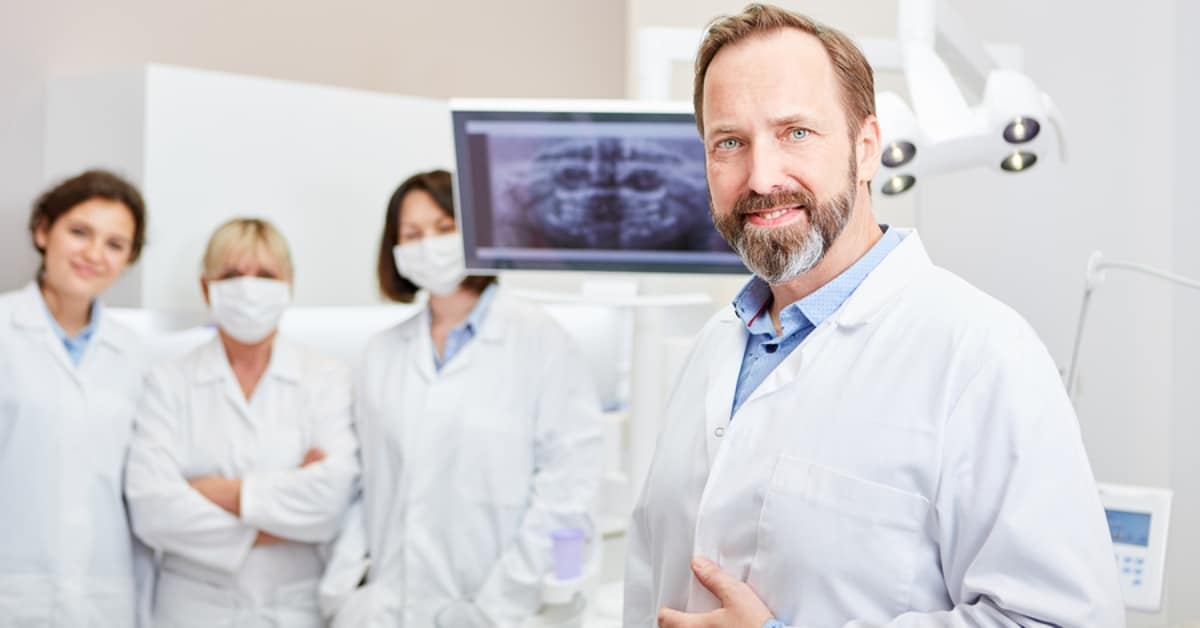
[
  {"x1": 274, "y1": 577, "x2": 323, "y2": 628},
  {"x1": 749, "y1": 456, "x2": 928, "y2": 625},
  {"x1": 0, "y1": 575, "x2": 53, "y2": 627},
  {"x1": 331, "y1": 584, "x2": 401, "y2": 628},
  {"x1": 153, "y1": 570, "x2": 237, "y2": 628}
]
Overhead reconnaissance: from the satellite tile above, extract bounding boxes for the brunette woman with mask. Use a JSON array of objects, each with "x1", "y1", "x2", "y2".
[{"x1": 320, "y1": 169, "x2": 604, "y2": 628}]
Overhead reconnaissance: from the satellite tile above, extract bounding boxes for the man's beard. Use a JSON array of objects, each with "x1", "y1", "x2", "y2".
[{"x1": 712, "y1": 161, "x2": 857, "y2": 284}]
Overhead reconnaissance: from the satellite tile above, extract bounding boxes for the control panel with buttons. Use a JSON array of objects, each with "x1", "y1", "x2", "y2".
[{"x1": 1098, "y1": 483, "x2": 1172, "y2": 612}]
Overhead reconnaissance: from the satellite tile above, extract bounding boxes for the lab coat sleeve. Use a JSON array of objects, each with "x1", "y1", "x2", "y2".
[
  {"x1": 472, "y1": 339, "x2": 606, "y2": 627},
  {"x1": 318, "y1": 497, "x2": 370, "y2": 620},
  {"x1": 124, "y1": 369, "x2": 258, "y2": 574},
  {"x1": 240, "y1": 360, "x2": 360, "y2": 543},
  {"x1": 131, "y1": 535, "x2": 156, "y2": 628},
  {"x1": 797, "y1": 328, "x2": 1125, "y2": 628},
  {"x1": 623, "y1": 488, "x2": 657, "y2": 627},
  {"x1": 623, "y1": 333, "x2": 704, "y2": 628}
]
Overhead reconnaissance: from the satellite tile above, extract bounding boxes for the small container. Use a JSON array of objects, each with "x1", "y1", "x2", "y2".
[{"x1": 550, "y1": 527, "x2": 586, "y2": 580}]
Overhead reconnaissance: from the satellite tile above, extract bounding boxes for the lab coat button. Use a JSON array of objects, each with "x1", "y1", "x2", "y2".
[{"x1": 714, "y1": 426, "x2": 725, "y2": 438}]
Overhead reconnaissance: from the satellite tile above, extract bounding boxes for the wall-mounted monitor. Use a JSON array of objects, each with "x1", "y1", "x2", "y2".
[{"x1": 450, "y1": 99, "x2": 748, "y2": 275}]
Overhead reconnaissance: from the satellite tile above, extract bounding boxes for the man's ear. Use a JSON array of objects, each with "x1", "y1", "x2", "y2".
[{"x1": 856, "y1": 114, "x2": 882, "y2": 184}]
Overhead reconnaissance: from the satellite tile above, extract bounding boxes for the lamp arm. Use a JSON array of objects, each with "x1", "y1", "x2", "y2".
[
  {"x1": 1093, "y1": 259, "x2": 1200, "y2": 291},
  {"x1": 1065, "y1": 252, "x2": 1200, "y2": 400},
  {"x1": 1065, "y1": 284, "x2": 1095, "y2": 400}
]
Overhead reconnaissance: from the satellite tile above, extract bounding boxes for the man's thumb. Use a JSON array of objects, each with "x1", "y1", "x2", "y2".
[{"x1": 691, "y1": 556, "x2": 735, "y2": 602}]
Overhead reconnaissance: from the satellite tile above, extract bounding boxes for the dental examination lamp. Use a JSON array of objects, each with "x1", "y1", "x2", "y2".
[
  {"x1": 872, "y1": 0, "x2": 1066, "y2": 196},
  {"x1": 1066, "y1": 251, "x2": 1200, "y2": 400}
]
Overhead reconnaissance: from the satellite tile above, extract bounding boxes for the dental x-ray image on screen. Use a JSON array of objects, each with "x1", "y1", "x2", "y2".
[{"x1": 451, "y1": 101, "x2": 749, "y2": 274}]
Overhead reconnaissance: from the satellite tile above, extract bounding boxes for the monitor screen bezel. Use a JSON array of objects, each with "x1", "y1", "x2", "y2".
[{"x1": 449, "y1": 99, "x2": 749, "y2": 276}]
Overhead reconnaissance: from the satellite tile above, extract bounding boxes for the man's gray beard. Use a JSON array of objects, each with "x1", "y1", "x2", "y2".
[
  {"x1": 721, "y1": 183, "x2": 855, "y2": 284},
  {"x1": 735, "y1": 218, "x2": 829, "y2": 283}
]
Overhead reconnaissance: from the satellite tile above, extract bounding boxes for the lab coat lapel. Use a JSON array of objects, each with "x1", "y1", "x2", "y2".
[
  {"x1": 76, "y1": 309, "x2": 133, "y2": 383},
  {"x1": 703, "y1": 307, "x2": 747, "y2": 463},
  {"x1": 194, "y1": 338, "x2": 256, "y2": 425},
  {"x1": 437, "y1": 293, "x2": 508, "y2": 379},
  {"x1": 739, "y1": 229, "x2": 934, "y2": 408},
  {"x1": 11, "y1": 282, "x2": 83, "y2": 388},
  {"x1": 831, "y1": 228, "x2": 932, "y2": 326},
  {"x1": 409, "y1": 308, "x2": 438, "y2": 382},
  {"x1": 740, "y1": 328, "x2": 813, "y2": 409}
]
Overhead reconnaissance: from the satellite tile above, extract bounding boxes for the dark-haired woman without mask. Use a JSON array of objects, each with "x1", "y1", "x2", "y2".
[{"x1": 0, "y1": 170, "x2": 153, "y2": 627}]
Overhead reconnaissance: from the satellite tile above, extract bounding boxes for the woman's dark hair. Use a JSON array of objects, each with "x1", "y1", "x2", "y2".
[
  {"x1": 29, "y1": 169, "x2": 147, "y2": 263},
  {"x1": 376, "y1": 169, "x2": 496, "y2": 303}
]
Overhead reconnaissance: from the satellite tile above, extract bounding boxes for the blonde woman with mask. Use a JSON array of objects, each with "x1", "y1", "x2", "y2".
[
  {"x1": 124, "y1": 218, "x2": 359, "y2": 628},
  {"x1": 320, "y1": 170, "x2": 604, "y2": 628},
  {"x1": 0, "y1": 170, "x2": 153, "y2": 627}
]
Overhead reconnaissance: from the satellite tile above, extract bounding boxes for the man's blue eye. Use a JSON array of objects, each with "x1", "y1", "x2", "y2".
[{"x1": 789, "y1": 128, "x2": 809, "y2": 140}]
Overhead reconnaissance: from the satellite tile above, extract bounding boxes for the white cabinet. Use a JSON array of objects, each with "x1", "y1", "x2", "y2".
[{"x1": 44, "y1": 64, "x2": 453, "y2": 309}]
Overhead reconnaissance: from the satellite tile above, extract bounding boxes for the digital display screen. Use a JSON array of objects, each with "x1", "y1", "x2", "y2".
[
  {"x1": 451, "y1": 108, "x2": 748, "y2": 274},
  {"x1": 1106, "y1": 509, "x2": 1151, "y2": 547}
]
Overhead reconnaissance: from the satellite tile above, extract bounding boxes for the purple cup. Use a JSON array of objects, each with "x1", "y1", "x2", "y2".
[{"x1": 551, "y1": 527, "x2": 586, "y2": 580}]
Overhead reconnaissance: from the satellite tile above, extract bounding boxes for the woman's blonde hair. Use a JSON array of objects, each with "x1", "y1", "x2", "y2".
[{"x1": 202, "y1": 218, "x2": 294, "y2": 280}]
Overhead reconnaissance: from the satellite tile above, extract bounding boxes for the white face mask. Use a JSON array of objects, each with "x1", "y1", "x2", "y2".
[
  {"x1": 207, "y1": 276, "x2": 291, "y2": 344},
  {"x1": 393, "y1": 234, "x2": 467, "y2": 296}
]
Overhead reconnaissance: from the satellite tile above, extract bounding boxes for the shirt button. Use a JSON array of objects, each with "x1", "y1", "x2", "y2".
[{"x1": 714, "y1": 426, "x2": 725, "y2": 438}]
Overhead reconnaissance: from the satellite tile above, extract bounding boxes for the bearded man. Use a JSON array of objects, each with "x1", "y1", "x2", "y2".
[{"x1": 624, "y1": 5, "x2": 1124, "y2": 627}]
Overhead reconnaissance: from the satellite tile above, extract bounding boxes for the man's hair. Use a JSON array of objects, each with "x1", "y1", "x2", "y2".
[{"x1": 693, "y1": 3, "x2": 876, "y2": 141}]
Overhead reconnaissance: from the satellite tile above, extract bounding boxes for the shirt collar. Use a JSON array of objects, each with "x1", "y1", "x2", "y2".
[
  {"x1": 37, "y1": 286, "x2": 101, "y2": 345},
  {"x1": 459, "y1": 283, "x2": 498, "y2": 336},
  {"x1": 194, "y1": 334, "x2": 302, "y2": 384},
  {"x1": 731, "y1": 225, "x2": 903, "y2": 337}
]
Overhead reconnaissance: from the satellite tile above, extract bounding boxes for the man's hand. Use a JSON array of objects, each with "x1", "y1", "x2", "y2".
[
  {"x1": 188, "y1": 476, "x2": 242, "y2": 516},
  {"x1": 657, "y1": 557, "x2": 774, "y2": 628}
]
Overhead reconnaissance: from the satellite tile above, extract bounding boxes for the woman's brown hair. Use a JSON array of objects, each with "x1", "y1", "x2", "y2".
[
  {"x1": 376, "y1": 169, "x2": 495, "y2": 302},
  {"x1": 29, "y1": 169, "x2": 147, "y2": 264}
]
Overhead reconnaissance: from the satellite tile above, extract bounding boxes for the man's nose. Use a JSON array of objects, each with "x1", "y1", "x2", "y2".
[{"x1": 746, "y1": 141, "x2": 790, "y2": 197}]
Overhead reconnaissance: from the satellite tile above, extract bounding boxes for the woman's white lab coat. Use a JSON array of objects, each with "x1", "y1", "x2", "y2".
[
  {"x1": 124, "y1": 336, "x2": 358, "y2": 628},
  {"x1": 624, "y1": 231, "x2": 1126, "y2": 627},
  {"x1": 0, "y1": 283, "x2": 151, "y2": 627},
  {"x1": 320, "y1": 290, "x2": 604, "y2": 628}
]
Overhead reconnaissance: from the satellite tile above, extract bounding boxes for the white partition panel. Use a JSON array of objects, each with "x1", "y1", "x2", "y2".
[{"x1": 45, "y1": 64, "x2": 453, "y2": 309}]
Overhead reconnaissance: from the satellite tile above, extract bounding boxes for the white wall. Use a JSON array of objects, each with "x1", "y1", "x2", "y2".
[
  {"x1": 626, "y1": 0, "x2": 898, "y2": 102},
  {"x1": 1169, "y1": 0, "x2": 1200, "y2": 619},
  {"x1": 0, "y1": 0, "x2": 626, "y2": 293}
]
